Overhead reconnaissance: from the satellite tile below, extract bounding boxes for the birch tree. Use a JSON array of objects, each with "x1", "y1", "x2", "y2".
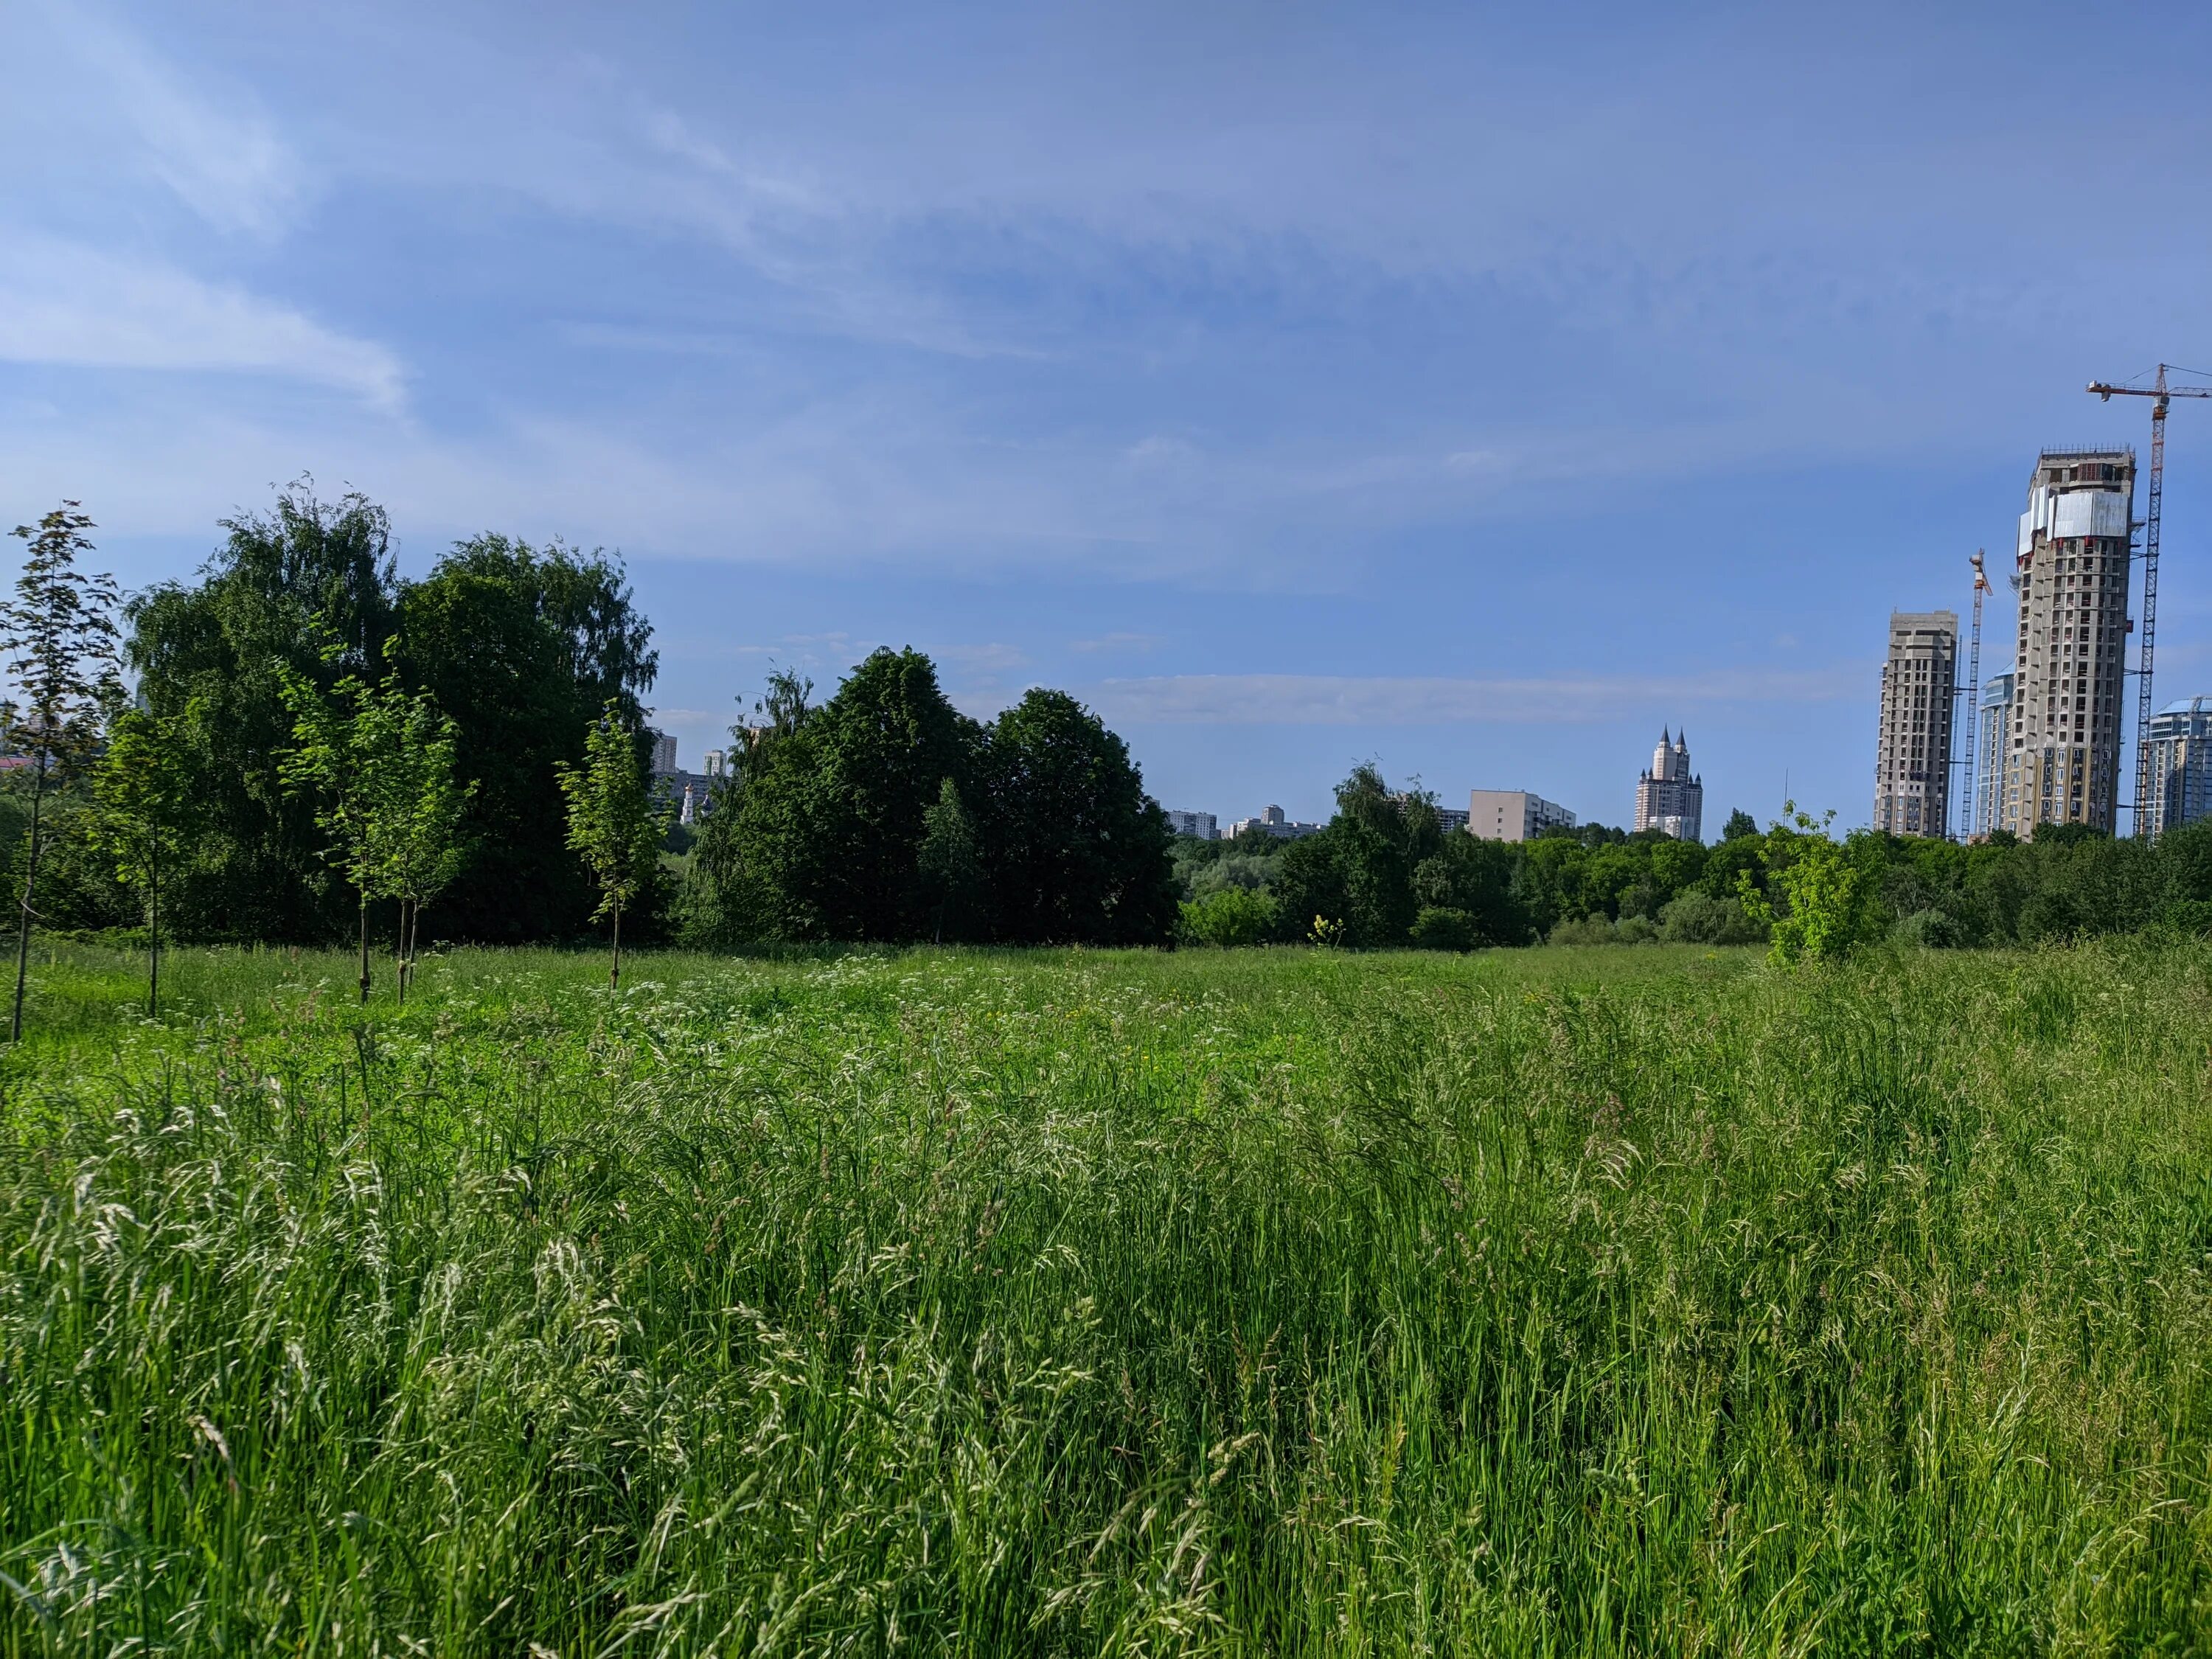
[
  {"x1": 0, "y1": 503, "x2": 122, "y2": 1040},
  {"x1": 555, "y1": 701, "x2": 664, "y2": 989},
  {"x1": 87, "y1": 704, "x2": 194, "y2": 1016}
]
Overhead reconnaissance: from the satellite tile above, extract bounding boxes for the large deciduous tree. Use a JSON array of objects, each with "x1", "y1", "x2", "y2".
[
  {"x1": 916, "y1": 777, "x2": 984, "y2": 944},
  {"x1": 1, "y1": 503, "x2": 123, "y2": 1039},
  {"x1": 395, "y1": 536, "x2": 655, "y2": 942},
  {"x1": 975, "y1": 689, "x2": 1177, "y2": 945},
  {"x1": 125, "y1": 483, "x2": 396, "y2": 942},
  {"x1": 1269, "y1": 765, "x2": 1436, "y2": 948},
  {"x1": 680, "y1": 667, "x2": 813, "y2": 945},
  {"x1": 731, "y1": 649, "x2": 977, "y2": 941}
]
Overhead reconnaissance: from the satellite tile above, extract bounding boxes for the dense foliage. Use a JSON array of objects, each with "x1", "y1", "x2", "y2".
[
  {"x1": 684, "y1": 651, "x2": 1178, "y2": 947},
  {"x1": 4, "y1": 940, "x2": 2209, "y2": 1651},
  {"x1": 13, "y1": 484, "x2": 1176, "y2": 953},
  {"x1": 1173, "y1": 764, "x2": 2212, "y2": 953},
  {"x1": 102, "y1": 490, "x2": 661, "y2": 946}
]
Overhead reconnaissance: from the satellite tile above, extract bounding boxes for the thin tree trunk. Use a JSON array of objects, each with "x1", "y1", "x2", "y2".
[
  {"x1": 11, "y1": 754, "x2": 46, "y2": 1043},
  {"x1": 358, "y1": 889, "x2": 371, "y2": 1004},
  {"x1": 394, "y1": 900, "x2": 408, "y2": 1003},
  {"x1": 611, "y1": 897, "x2": 622, "y2": 990},
  {"x1": 407, "y1": 900, "x2": 422, "y2": 998},
  {"x1": 148, "y1": 860, "x2": 159, "y2": 1018}
]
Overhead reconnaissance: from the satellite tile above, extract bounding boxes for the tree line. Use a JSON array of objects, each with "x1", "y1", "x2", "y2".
[
  {"x1": 12, "y1": 484, "x2": 2212, "y2": 1013},
  {"x1": 0, "y1": 487, "x2": 1181, "y2": 1020},
  {"x1": 1176, "y1": 764, "x2": 2212, "y2": 959}
]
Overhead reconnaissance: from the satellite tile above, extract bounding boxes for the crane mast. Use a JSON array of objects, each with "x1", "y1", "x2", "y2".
[
  {"x1": 1960, "y1": 549, "x2": 1989, "y2": 841},
  {"x1": 2087, "y1": 365, "x2": 2212, "y2": 835}
]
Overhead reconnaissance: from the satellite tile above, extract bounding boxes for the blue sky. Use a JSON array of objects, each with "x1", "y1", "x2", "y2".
[{"x1": 7, "y1": 1, "x2": 2212, "y2": 832}]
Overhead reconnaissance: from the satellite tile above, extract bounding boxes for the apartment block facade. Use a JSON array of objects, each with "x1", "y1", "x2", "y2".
[
  {"x1": 2144, "y1": 697, "x2": 2212, "y2": 838},
  {"x1": 2000, "y1": 448, "x2": 2135, "y2": 838},
  {"x1": 1975, "y1": 670, "x2": 2014, "y2": 838},
  {"x1": 1872, "y1": 611, "x2": 1958, "y2": 838},
  {"x1": 1467, "y1": 789, "x2": 1576, "y2": 842}
]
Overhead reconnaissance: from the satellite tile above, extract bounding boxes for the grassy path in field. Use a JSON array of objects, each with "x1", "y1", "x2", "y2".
[{"x1": 2, "y1": 940, "x2": 2210, "y2": 1653}]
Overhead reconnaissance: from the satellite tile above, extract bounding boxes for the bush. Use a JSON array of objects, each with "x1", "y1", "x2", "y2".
[
  {"x1": 1548, "y1": 914, "x2": 1610, "y2": 945},
  {"x1": 1178, "y1": 886, "x2": 1278, "y2": 947},
  {"x1": 1409, "y1": 906, "x2": 1477, "y2": 951},
  {"x1": 1892, "y1": 908, "x2": 1966, "y2": 949},
  {"x1": 1740, "y1": 806, "x2": 1877, "y2": 966},
  {"x1": 1659, "y1": 888, "x2": 1767, "y2": 945}
]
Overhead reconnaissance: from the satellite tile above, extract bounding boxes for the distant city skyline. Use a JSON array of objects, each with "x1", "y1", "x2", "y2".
[{"x1": 7, "y1": 3, "x2": 2212, "y2": 830}]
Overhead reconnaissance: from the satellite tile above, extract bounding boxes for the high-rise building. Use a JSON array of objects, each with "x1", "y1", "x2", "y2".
[
  {"x1": 1633, "y1": 730, "x2": 1702, "y2": 841},
  {"x1": 1872, "y1": 611, "x2": 1958, "y2": 838},
  {"x1": 1975, "y1": 670, "x2": 2014, "y2": 838},
  {"x1": 2000, "y1": 448, "x2": 2135, "y2": 838},
  {"x1": 1163, "y1": 809, "x2": 1217, "y2": 840},
  {"x1": 2144, "y1": 697, "x2": 2212, "y2": 838},
  {"x1": 649, "y1": 729, "x2": 678, "y2": 776},
  {"x1": 1467, "y1": 789, "x2": 1576, "y2": 841}
]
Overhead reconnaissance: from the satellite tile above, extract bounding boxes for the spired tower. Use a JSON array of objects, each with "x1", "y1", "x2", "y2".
[{"x1": 1634, "y1": 728, "x2": 1703, "y2": 841}]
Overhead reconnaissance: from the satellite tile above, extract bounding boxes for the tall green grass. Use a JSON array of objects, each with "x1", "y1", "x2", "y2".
[{"x1": 3, "y1": 940, "x2": 2210, "y2": 1652}]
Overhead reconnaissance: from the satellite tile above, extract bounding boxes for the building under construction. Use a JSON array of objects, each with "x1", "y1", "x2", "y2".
[
  {"x1": 1998, "y1": 448, "x2": 2135, "y2": 838},
  {"x1": 1872, "y1": 610, "x2": 1958, "y2": 837}
]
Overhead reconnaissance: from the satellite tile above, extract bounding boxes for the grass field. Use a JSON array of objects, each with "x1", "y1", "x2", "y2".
[{"x1": 4, "y1": 938, "x2": 2211, "y2": 1654}]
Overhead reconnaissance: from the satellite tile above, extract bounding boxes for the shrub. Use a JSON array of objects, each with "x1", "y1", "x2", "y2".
[
  {"x1": 1409, "y1": 905, "x2": 1477, "y2": 951},
  {"x1": 1659, "y1": 888, "x2": 1767, "y2": 945},
  {"x1": 1739, "y1": 805, "x2": 1876, "y2": 966},
  {"x1": 1178, "y1": 886, "x2": 1278, "y2": 947},
  {"x1": 1548, "y1": 914, "x2": 1614, "y2": 945},
  {"x1": 1892, "y1": 907, "x2": 1966, "y2": 949}
]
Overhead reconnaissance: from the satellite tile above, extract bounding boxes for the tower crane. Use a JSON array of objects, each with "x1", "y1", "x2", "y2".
[
  {"x1": 1958, "y1": 548, "x2": 1989, "y2": 841},
  {"x1": 2087, "y1": 364, "x2": 2212, "y2": 834}
]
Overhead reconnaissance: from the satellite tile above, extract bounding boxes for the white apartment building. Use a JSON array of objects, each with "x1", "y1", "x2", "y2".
[
  {"x1": 1227, "y1": 804, "x2": 1324, "y2": 841},
  {"x1": 1467, "y1": 789, "x2": 1577, "y2": 842}
]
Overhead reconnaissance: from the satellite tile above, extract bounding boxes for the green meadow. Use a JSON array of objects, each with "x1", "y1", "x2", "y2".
[{"x1": 3, "y1": 940, "x2": 2210, "y2": 1654}]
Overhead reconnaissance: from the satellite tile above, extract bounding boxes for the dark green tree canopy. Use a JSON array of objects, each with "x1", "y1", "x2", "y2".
[
  {"x1": 124, "y1": 484, "x2": 397, "y2": 941},
  {"x1": 731, "y1": 649, "x2": 978, "y2": 941},
  {"x1": 124, "y1": 498, "x2": 655, "y2": 945},
  {"x1": 976, "y1": 689, "x2": 1177, "y2": 946},
  {"x1": 394, "y1": 535, "x2": 658, "y2": 942}
]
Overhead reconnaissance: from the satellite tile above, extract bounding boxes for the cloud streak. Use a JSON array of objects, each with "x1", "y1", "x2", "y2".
[
  {"x1": 0, "y1": 237, "x2": 404, "y2": 408},
  {"x1": 1093, "y1": 669, "x2": 1866, "y2": 727},
  {"x1": 30, "y1": 0, "x2": 303, "y2": 236}
]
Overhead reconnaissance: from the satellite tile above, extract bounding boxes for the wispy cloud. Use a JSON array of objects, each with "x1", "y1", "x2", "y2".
[
  {"x1": 0, "y1": 236, "x2": 404, "y2": 408},
  {"x1": 35, "y1": 0, "x2": 302, "y2": 236},
  {"x1": 1092, "y1": 669, "x2": 1867, "y2": 727}
]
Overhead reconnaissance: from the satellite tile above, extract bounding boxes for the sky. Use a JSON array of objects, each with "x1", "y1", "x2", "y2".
[{"x1": 7, "y1": 0, "x2": 2212, "y2": 834}]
